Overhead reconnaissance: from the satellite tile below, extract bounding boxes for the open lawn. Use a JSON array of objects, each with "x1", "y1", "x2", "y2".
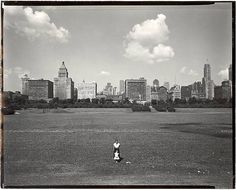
[{"x1": 2, "y1": 108, "x2": 233, "y2": 188}]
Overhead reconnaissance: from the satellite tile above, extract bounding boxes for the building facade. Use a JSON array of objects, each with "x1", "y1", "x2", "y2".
[
  {"x1": 54, "y1": 62, "x2": 74, "y2": 100},
  {"x1": 229, "y1": 64, "x2": 232, "y2": 81},
  {"x1": 21, "y1": 75, "x2": 53, "y2": 101},
  {"x1": 158, "y1": 86, "x2": 168, "y2": 102},
  {"x1": 78, "y1": 81, "x2": 97, "y2": 99},
  {"x1": 146, "y1": 85, "x2": 151, "y2": 102},
  {"x1": 169, "y1": 85, "x2": 181, "y2": 101},
  {"x1": 181, "y1": 86, "x2": 191, "y2": 100},
  {"x1": 119, "y1": 80, "x2": 125, "y2": 95},
  {"x1": 221, "y1": 80, "x2": 232, "y2": 100},
  {"x1": 125, "y1": 78, "x2": 147, "y2": 101},
  {"x1": 202, "y1": 64, "x2": 214, "y2": 100}
]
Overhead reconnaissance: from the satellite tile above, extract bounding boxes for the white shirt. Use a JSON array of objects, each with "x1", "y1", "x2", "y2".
[{"x1": 113, "y1": 142, "x2": 120, "y2": 149}]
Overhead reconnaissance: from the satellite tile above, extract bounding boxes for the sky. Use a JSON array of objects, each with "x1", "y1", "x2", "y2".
[{"x1": 3, "y1": 3, "x2": 232, "y2": 92}]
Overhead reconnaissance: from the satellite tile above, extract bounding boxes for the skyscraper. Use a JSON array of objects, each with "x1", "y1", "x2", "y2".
[
  {"x1": 119, "y1": 80, "x2": 125, "y2": 95},
  {"x1": 125, "y1": 78, "x2": 147, "y2": 101},
  {"x1": 21, "y1": 74, "x2": 30, "y2": 95},
  {"x1": 202, "y1": 64, "x2": 214, "y2": 100},
  {"x1": 54, "y1": 62, "x2": 74, "y2": 100},
  {"x1": 204, "y1": 64, "x2": 211, "y2": 80},
  {"x1": 153, "y1": 79, "x2": 159, "y2": 87},
  {"x1": 229, "y1": 64, "x2": 232, "y2": 81}
]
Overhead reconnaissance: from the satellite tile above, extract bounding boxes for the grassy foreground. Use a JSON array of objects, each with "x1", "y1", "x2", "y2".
[{"x1": 3, "y1": 108, "x2": 233, "y2": 188}]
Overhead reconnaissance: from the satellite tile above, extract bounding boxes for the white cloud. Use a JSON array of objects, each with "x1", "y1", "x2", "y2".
[
  {"x1": 4, "y1": 6, "x2": 69, "y2": 43},
  {"x1": 218, "y1": 68, "x2": 228, "y2": 80},
  {"x1": 188, "y1": 69, "x2": 198, "y2": 76},
  {"x1": 180, "y1": 66, "x2": 187, "y2": 74},
  {"x1": 99, "y1": 71, "x2": 111, "y2": 76},
  {"x1": 180, "y1": 67, "x2": 198, "y2": 76},
  {"x1": 124, "y1": 14, "x2": 175, "y2": 64}
]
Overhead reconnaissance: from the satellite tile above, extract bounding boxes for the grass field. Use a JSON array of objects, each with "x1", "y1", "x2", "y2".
[{"x1": 3, "y1": 108, "x2": 233, "y2": 188}]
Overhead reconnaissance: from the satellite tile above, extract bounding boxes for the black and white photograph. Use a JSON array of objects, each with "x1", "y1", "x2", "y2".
[{"x1": 1, "y1": 1, "x2": 234, "y2": 188}]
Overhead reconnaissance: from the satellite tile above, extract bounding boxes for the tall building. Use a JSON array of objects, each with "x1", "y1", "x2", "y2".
[
  {"x1": 181, "y1": 86, "x2": 191, "y2": 100},
  {"x1": 21, "y1": 74, "x2": 30, "y2": 95},
  {"x1": 158, "y1": 86, "x2": 168, "y2": 102},
  {"x1": 163, "y1": 82, "x2": 170, "y2": 91},
  {"x1": 229, "y1": 64, "x2": 232, "y2": 81},
  {"x1": 119, "y1": 80, "x2": 125, "y2": 95},
  {"x1": 54, "y1": 62, "x2": 74, "y2": 100},
  {"x1": 202, "y1": 64, "x2": 214, "y2": 100},
  {"x1": 214, "y1": 86, "x2": 223, "y2": 100},
  {"x1": 204, "y1": 64, "x2": 211, "y2": 80},
  {"x1": 78, "y1": 81, "x2": 97, "y2": 99},
  {"x1": 74, "y1": 88, "x2": 78, "y2": 101},
  {"x1": 146, "y1": 85, "x2": 151, "y2": 102},
  {"x1": 113, "y1": 87, "x2": 117, "y2": 95},
  {"x1": 21, "y1": 76, "x2": 53, "y2": 101},
  {"x1": 222, "y1": 80, "x2": 232, "y2": 100},
  {"x1": 125, "y1": 78, "x2": 147, "y2": 101},
  {"x1": 103, "y1": 82, "x2": 113, "y2": 96},
  {"x1": 169, "y1": 85, "x2": 181, "y2": 101}
]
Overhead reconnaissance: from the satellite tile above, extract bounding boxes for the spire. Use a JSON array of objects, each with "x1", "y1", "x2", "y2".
[{"x1": 60, "y1": 61, "x2": 66, "y2": 69}]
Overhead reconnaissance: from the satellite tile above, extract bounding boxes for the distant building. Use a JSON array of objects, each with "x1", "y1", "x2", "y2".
[
  {"x1": 54, "y1": 62, "x2": 74, "y2": 99},
  {"x1": 169, "y1": 85, "x2": 181, "y2": 101},
  {"x1": 158, "y1": 86, "x2": 168, "y2": 102},
  {"x1": 153, "y1": 79, "x2": 159, "y2": 87},
  {"x1": 28, "y1": 79, "x2": 53, "y2": 101},
  {"x1": 78, "y1": 81, "x2": 97, "y2": 100},
  {"x1": 146, "y1": 85, "x2": 151, "y2": 102},
  {"x1": 163, "y1": 82, "x2": 170, "y2": 91},
  {"x1": 202, "y1": 64, "x2": 214, "y2": 100},
  {"x1": 204, "y1": 64, "x2": 211, "y2": 80},
  {"x1": 21, "y1": 75, "x2": 53, "y2": 101},
  {"x1": 119, "y1": 80, "x2": 125, "y2": 95},
  {"x1": 214, "y1": 80, "x2": 231, "y2": 101},
  {"x1": 74, "y1": 88, "x2": 78, "y2": 101},
  {"x1": 151, "y1": 92, "x2": 159, "y2": 101},
  {"x1": 222, "y1": 80, "x2": 232, "y2": 100},
  {"x1": 125, "y1": 78, "x2": 147, "y2": 101},
  {"x1": 181, "y1": 86, "x2": 192, "y2": 101},
  {"x1": 113, "y1": 87, "x2": 117, "y2": 95},
  {"x1": 214, "y1": 86, "x2": 223, "y2": 100},
  {"x1": 229, "y1": 64, "x2": 232, "y2": 81},
  {"x1": 21, "y1": 74, "x2": 30, "y2": 95},
  {"x1": 103, "y1": 82, "x2": 113, "y2": 96}
]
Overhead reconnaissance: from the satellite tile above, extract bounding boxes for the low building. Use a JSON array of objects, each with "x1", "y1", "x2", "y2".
[{"x1": 78, "y1": 81, "x2": 97, "y2": 100}]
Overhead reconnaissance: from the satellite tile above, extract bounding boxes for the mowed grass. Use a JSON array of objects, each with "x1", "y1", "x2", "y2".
[{"x1": 3, "y1": 108, "x2": 233, "y2": 188}]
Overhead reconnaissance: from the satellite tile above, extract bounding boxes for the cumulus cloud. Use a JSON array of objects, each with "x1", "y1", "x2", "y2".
[
  {"x1": 99, "y1": 71, "x2": 111, "y2": 76},
  {"x1": 4, "y1": 6, "x2": 69, "y2": 43},
  {"x1": 218, "y1": 68, "x2": 228, "y2": 80},
  {"x1": 188, "y1": 69, "x2": 198, "y2": 76},
  {"x1": 180, "y1": 67, "x2": 198, "y2": 76},
  {"x1": 124, "y1": 14, "x2": 175, "y2": 64}
]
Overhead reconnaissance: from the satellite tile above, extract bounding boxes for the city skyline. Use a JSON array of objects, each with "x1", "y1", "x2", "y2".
[{"x1": 3, "y1": 3, "x2": 232, "y2": 92}]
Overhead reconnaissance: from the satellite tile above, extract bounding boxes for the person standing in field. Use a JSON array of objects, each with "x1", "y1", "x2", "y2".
[{"x1": 113, "y1": 139, "x2": 120, "y2": 153}]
